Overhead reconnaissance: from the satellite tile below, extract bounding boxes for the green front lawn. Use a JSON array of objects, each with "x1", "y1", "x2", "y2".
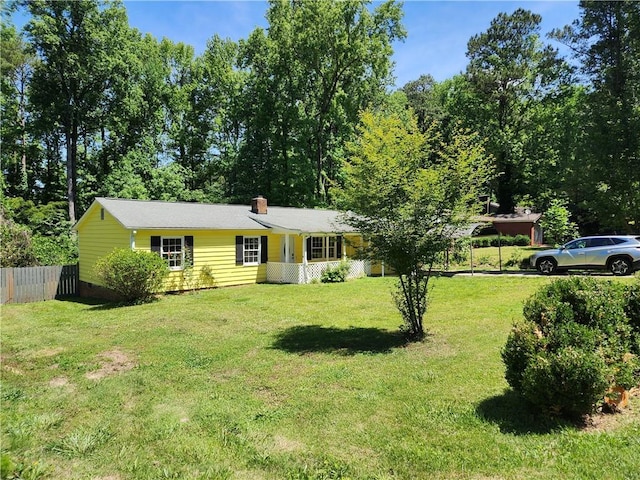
[{"x1": 2, "y1": 277, "x2": 639, "y2": 479}]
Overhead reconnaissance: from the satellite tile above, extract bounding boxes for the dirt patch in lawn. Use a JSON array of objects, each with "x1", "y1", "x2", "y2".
[
  {"x1": 85, "y1": 349, "x2": 136, "y2": 380},
  {"x1": 271, "y1": 434, "x2": 305, "y2": 453},
  {"x1": 32, "y1": 346, "x2": 65, "y2": 358},
  {"x1": 49, "y1": 376, "x2": 71, "y2": 388},
  {"x1": 584, "y1": 387, "x2": 640, "y2": 433}
]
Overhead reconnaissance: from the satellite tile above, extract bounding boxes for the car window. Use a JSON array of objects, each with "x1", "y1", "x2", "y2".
[
  {"x1": 565, "y1": 240, "x2": 586, "y2": 249},
  {"x1": 587, "y1": 238, "x2": 614, "y2": 247},
  {"x1": 611, "y1": 238, "x2": 628, "y2": 245}
]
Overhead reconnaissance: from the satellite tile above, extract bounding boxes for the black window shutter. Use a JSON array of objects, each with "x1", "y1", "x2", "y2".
[
  {"x1": 151, "y1": 236, "x2": 161, "y2": 255},
  {"x1": 261, "y1": 236, "x2": 268, "y2": 264},
  {"x1": 306, "y1": 237, "x2": 312, "y2": 261},
  {"x1": 235, "y1": 236, "x2": 244, "y2": 265},
  {"x1": 184, "y1": 235, "x2": 194, "y2": 266},
  {"x1": 336, "y1": 236, "x2": 342, "y2": 259}
]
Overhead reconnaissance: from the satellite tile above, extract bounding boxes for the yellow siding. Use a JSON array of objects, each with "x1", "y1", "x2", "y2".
[
  {"x1": 344, "y1": 234, "x2": 362, "y2": 259},
  {"x1": 77, "y1": 204, "x2": 130, "y2": 285},
  {"x1": 133, "y1": 230, "x2": 279, "y2": 290}
]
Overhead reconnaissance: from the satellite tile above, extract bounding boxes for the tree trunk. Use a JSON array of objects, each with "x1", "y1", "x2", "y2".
[{"x1": 66, "y1": 122, "x2": 78, "y2": 224}]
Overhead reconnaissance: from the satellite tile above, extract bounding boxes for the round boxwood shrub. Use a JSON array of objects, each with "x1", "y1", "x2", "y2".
[
  {"x1": 94, "y1": 248, "x2": 168, "y2": 302},
  {"x1": 521, "y1": 347, "x2": 609, "y2": 418},
  {"x1": 502, "y1": 277, "x2": 640, "y2": 418}
]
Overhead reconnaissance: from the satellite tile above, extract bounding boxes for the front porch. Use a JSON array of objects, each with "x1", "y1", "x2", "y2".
[{"x1": 266, "y1": 260, "x2": 371, "y2": 284}]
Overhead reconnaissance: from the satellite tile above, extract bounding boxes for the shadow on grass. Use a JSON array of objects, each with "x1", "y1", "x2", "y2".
[
  {"x1": 476, "y1": 390, "x2": 577, "y2": 435},
  {"x1": 57, "y1": 296, "x2": 159, "y2": 311},
  {"x1": 272, "y1": 325, "x2": 407, "y2": 355}
]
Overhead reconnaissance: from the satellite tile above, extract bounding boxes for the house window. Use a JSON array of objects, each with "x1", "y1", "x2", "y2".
[
  {"x1": 308, "y1": 236, "x2": 342, "y2": 260},
  {"x1": 243, "y1": 237, "x2": 260, "y2": 265},
  {"x1": 235, "y1": 235, "x2": 267, "y2": 266},
  {"x1": 162, "y1": 237, "x2": 183, "y2": 270},
  {"x1": 311, "y1": 237, "x2": 324, "y2": 259},
  {"x1": 328, "y1": 236, "x2": 336, "y2": 259}
]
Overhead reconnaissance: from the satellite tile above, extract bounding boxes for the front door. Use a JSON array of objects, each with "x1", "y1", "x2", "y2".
[{"x1": 280, "y1": 236, "x2": 295, "y2": 263}]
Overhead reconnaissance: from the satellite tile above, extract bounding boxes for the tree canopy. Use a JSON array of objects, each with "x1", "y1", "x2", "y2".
[{"x1": 2, "y1": 0, "x2": 639, "y2": 267}]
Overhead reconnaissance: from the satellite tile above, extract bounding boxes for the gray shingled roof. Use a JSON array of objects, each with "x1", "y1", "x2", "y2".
[
  {"x1": 248, "y1": 207, "x2": 355, "y2": 234},
  {"x1": 91, "y1": 197, "x2": 354, "y2": 233}
]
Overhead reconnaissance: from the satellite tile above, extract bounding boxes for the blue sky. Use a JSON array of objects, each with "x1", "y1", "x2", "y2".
[{"x1": 15, "y1": 0, "x2": 582, "y2": 88}]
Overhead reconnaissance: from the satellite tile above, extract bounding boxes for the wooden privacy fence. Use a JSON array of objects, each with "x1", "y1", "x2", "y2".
[{"x1": 1, "y1": 264, "x2": 79, "y2": 304}]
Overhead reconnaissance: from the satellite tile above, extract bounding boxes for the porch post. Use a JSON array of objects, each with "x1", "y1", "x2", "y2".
[
  {"x1": 285, "y1": 233, "x2": 291, "y2": 263},
  {"x1": 302, "y1": 235, "x2": 308, "y2": 283},
  {"x1": 342, "y1": 236, "x2": 346, "y2": 260}
]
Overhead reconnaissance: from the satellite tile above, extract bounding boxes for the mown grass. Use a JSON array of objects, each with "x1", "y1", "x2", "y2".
[{"x1": 2, "y1": 276, "x2": 639, "y2": 480}]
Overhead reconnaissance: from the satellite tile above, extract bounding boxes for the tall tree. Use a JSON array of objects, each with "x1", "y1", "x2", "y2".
[
  {"x1": 401, "y1": 74, "x2": 446, "y2": 132},
  {"x1": 553, "y1": 1, "x2": 640, "y2": 231},
  {"x1": 25, "y1": 0, "x2": 130, "y2": 222},
  {"x1": 466, "y1": 8, "x2": 563, "y2": 213},
  {"x1": 1, "y1": 22, "x2": 36, "y2": 197},
  {"x1": 238, "y1": 0, "x2": 405, "y2": 206}
]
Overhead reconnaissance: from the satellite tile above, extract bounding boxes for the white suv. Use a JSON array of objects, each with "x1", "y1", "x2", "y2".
[{"x1": 530, "y1": 235, "x2": 640, "y2": 276}]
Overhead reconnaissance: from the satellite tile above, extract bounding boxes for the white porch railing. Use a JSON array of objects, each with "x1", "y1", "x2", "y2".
[{"x1": 266, "y1": 260, "x2": 371, "y2": 284}]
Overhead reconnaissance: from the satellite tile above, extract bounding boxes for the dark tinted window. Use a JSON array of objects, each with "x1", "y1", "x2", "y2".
[
  {"x1": 611, "y1": 238, "x2": 628, "y2": 245},
  {"x1": 588, "y1": 237, "x2": 614, "y2": 247}
]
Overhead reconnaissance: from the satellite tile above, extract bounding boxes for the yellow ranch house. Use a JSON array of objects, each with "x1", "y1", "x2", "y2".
[{"x1": 75, "y1": 196, "x2": 375, "y2": 297}]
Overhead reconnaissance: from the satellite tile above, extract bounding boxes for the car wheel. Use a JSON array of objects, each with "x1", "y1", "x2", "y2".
[
  {"x1": 609, "y1": 257, "x2": 632, "y2": 276},
  {"x1": 536, "y1": 257, "x2": 557, "y2": 275}
]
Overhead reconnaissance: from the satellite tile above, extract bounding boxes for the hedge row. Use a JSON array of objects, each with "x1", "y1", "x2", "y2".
[{"x1": 471, "y1": 235, "x2": 531, "y2": 248}]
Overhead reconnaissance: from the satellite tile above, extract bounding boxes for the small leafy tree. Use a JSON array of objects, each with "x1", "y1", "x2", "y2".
[
  {"x1": 540, "y1": 199, "x2": 579, "y2": 246},
  {"x1": 339, "y1": 110, "x2": 491, "y2": 340},
  {"x1": 94, "y1": 249, "x2": 168, "y2": 303}
]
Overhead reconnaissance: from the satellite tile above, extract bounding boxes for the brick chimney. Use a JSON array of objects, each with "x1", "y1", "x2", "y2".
[{"x1": 251, "y1": 195, "x2": 267, "y2": 214}]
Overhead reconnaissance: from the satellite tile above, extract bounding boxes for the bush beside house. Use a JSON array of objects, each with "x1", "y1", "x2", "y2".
[{"x1": 94, "y1": 248, "x2": 168, "y2": 303}]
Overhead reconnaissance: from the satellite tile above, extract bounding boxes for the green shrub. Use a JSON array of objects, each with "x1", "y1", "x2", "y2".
[
  {"x1": 502, "y1": 277, "x2": 640, "y2": 417},
  {"x1": 471, "y1": 237, "x2": 491, "y2": 248},
  {"x1": 0, "y1": 217, "x2": 37, "y2": 267},
  {"x1": 450, "y1": 238, "x2": 470, "y2": 264},
  {"x1": 521, "y1": 347, "x2": 609, "y2": 418},
  {"x1": 320, "y1": 261, "x2": 351, "y2": 283},
  {"x1": 31, "y1": 234, "x2": 78, "y2": 266},
  {"x1": 502, "y1": 321, "x2": 540, "y2": 392},
  {"x1": 624, "y1": 280, "x2": 640, "y2": 355},
  {"x1": 504, "y1": 251, "x2": 525, "y2": 268},
  {"x1": 514, "y1": 235, "x2": 531, "y2": 246},
  {"x1": 94, "y1": 249, "x2": 168, "y2": 302}
]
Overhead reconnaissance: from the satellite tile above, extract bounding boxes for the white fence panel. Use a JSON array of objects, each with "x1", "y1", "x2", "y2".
[{"x1": 266, "y1": 260, "x2": 370, "y2": 284}]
